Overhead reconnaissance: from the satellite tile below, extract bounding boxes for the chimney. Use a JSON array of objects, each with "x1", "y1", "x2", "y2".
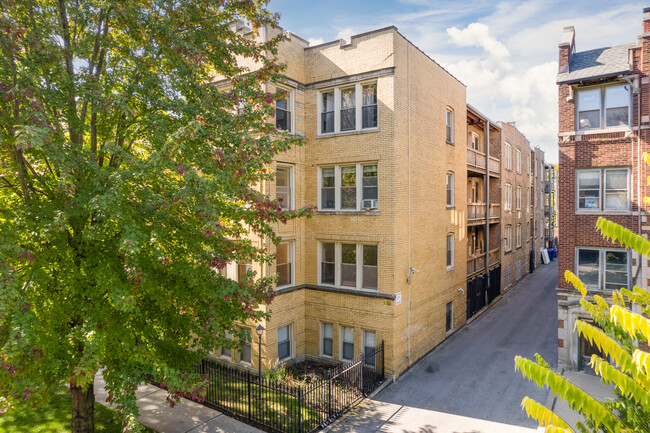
[
  {"x1": 644, "y1": 7, "x2": 650, "y2": 33},
  {"x1": 558, "y1": 26, "x2": 575, "y2": 74}
]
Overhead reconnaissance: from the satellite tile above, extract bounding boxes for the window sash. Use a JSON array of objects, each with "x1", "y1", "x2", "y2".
[
  {"x1": 320, "y1": 243, "x2": 378, "y2": 290},
  {"x1": 276, "y1": 165, "x2": 293, "y2": 210},
  {"x1": 278, "y1": 326, "x2": 291, "y2": 360},
  {"x1": 320, "y1": 164, "x2": 378, "y2": 211},
  {"x1": 446, "y1": 173, "x2": 454, "y2": 206},
  {"x1": 322, "y1": 323, "x2": 333, "y2": 356},
  {"x1": 577, "y1": 85, "x2": 630, "y2": 130},
  {"x1": 577, "y1": 168, "x2": 629, "y2": 211},
  {"x1": 275, "y1": 92, "x2": 292, "y2": 132},
  {"x1": 576, "y1": 248, "x2": 628, "y2": 291},
  {"x1": 446, "y1": 234, "x2": 454, "y2": 268},
  {"x1": 276, "y1": 241, "x2": 292, "y2": 287},
  {"x1": 341, "y1": 327, "x2": 354, "y2": 360},
  {"x1": 364, "y1": 331, "x2": 376, "y2": 365},
  {"x1": 362, "y1": 84, "x2": 377, "y2": 129},
  {"x1": 445, "y1": 302, "x2": 453, "y2": 332},
  {"x1": 446, "y1": 110, "x2": 454, "y2": 143}
]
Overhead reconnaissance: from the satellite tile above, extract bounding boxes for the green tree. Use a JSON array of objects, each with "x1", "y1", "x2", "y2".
[
  {"x1": 515, "y1": 217, "x2": 650, "y2": 433},
  {"x1": 0, "y1": 1, "x2": 308, "y2": 432}
]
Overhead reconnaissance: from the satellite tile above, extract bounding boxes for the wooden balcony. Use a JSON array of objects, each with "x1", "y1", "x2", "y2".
[
  {"x1": 488, "y1": 157, "x2": 500, "y2": 177},
  {"x1": 489, "y1": 203, "x2": 500, "y2": 220},
  {"x1": 468, "y1": 248, "x2": 500, "y2": 276},
  {"x1": 467, "y1": 148, "x2": 486, "y2": 171},
  {"x1": 489, "y1": 248, "x2": 500, "y2": 266},
  {"x1": 468, "y1": 203, "x2": 500, "y2": 225}
]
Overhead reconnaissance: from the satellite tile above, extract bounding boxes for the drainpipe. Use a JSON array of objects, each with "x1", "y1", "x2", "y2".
[
  {"x1": 485, "y1": 122, "x2": 490, "y2": 288},
  {"x1": 406, "y1": 43, "x2": 412, "y2": 366}
]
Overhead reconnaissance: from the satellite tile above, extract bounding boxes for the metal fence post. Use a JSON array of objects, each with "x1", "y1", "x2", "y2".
[
  {"x1": 381, "y1": 340, "x2": 385, "y2": 380},
  {"x1": 328, "y1": 376, "x2": 332, "y2": 418},
  {"x1": 297, "y1": 387, "x2": 302, "y2": 433},
  {"x1": 247, "y1": 370, "x2": 251, "y2": 421}
]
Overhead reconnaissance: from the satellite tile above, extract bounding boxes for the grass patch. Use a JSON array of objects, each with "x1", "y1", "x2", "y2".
[{"x1": 0, "y1": 388, "x2": 156, "y2": 433}]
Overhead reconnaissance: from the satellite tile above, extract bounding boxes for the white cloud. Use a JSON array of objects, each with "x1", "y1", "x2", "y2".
[
  {"x1": 447, "y1": 23, "x2": 510, "y2": 63},
  {"x1": 336, "y1": 27, "x2": 356, "y2": 43},
  {"x1": 308, "y1": 37, "x2": 324, "y2": 46}
]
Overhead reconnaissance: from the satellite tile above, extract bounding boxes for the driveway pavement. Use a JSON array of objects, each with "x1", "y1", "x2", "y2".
[{"x1": 328, "y1": 260, "x2": 559, "y2": 433}]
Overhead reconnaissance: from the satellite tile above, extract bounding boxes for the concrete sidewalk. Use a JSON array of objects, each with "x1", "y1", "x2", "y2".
[{"x1": 95, "y1": 373, "x2": 263, "y2": 433}]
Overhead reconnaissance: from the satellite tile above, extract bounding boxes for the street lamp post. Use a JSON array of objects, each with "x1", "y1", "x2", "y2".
[{"x1": 256, "y1": 325, "x2": 264, "y2": 380}]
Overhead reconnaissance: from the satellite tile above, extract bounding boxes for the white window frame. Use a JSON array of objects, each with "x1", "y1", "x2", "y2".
[
  {"x1": 516, "y1": 186, "x2": 522, "y2": 210},
  {"x1": 505, "y1": 143, "x2": 512, "y2": 171},
  {"x1": 318, "y1": 242, "x2": 379, "y2": 291},
  {"x1": 446, "y1": 108, "x2": 454, "y2": 144},
  {"x1": 576, "y1": 83, "x2": 631, "y2": 131},
  {"x1": 505, "y1": 225, "x2": 512, "y2": 252},
  {"x1": 363, "y1": 330, "x2": 377, "y2": 366},
  {"x1": 575, "y1": 168, "x2": 630, "y2": 213},
  {"x1": 318, "y1": 163, "x2": 378, "y2": 212},
  {"x1": 276, "y1": 240, "x2": 294, "y2": 289},
  {"x1": 516, "y1": 224, "x2": 522, "y2": 248},
  {"x1": 278, "y1": 324, "x2": 293, "y2": 361},
  {"x1": 276, "y1": 163, "x2": 294, "y2": 210},
  {"x1": 575, "y1": 247, "x2": 630, "y2": 292},
  {"x1": 505, "y1": 184, "x2": 512, "y2": 211},
  {"x1": 275, "y1": 86, "x2": 294, "y2": 134},
  {"x1": 340, "y1": 325, "x2": 355, "y2": 361},
  {"x1": 446, "y1": 172, "x2": 454, "y2": 208},
  {"x1": 317, "y1": 81, "x2": 378, "y2": 135},
  {"x1": 469, "y1": 131, "x2": 480, "y2": 151},
  {"x1": 239, "y1": 328, "x2": 252, "y2": 364},
  {"x1": 446, "y1": 233, "x2": 455, "y2": 271},
  {"x1": 321, "y1": 323, "x2": 334, "y2": 358},
  {"x1": 516, "y1": 149, "x2": 522, "y2": 174}
]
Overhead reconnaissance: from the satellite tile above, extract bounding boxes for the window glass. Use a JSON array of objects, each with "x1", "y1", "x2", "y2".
[
  {"x1": 276, "y1": 165, "x2": 292, "y2": 210},
  {"x1": 364, "y1": 331, "x2": 376, "y2": 366},
  {"x1": 446, "y1": 234, "x2": 454, "y2": 267},
  {"x1": 445, "y1": 302, "x2": 453, "y2": 332},
  {"x1": 605, "y1": 250, "x2": 628, "y2": 290},
  {"x1": 321, "y1": 91, "x2": 335, "y2": 133},
  {"x1": 340, "y1": 166, "x2": 357, "y2": 209},
  {"x1": 278, "y1": 326, "x2": 291, "y2": 360},
  {"x1": 577, "y1": 170, "x2": 601, "y2": 209},
  {"x1": 222, "y1": 330, "x2": 232, "y2": 357},
  {"x1": 321, "y1": 167, "x2": 335, "y2": 209},
  {"x1": 341, "y1": 244, "x2": 357, "y2": 287},
  {"x1": 240, "y1": 329, "x2": 251, "y2": 363},
  {"x1": 340, "y1": 88, "x2": 356, "y2": 131},
  {"x1": 578, "y1": 249, "x2": 600, "y2": 287},
  {"x1": 321, "y1": 243, "x2": 335, "y2": 284},
  {"x1": 605, "y1": 85, "x2": 629, "y2": 127},
  {"x1": 276, "y1": 93, "x2": 290, "y2": 131},
  {"x1": 362, "y1": 84, "x2": 377, "y2": 128},
  {"x1": 237, "y1": 262, "x2": 252, "y2": 283},
  {"x1": 604, "y1": 169, "x2": 628, "y2": 210},
  {"x1": 446, "y1": 110, "x2": 454, "y2": 143},
  {"x1": 578, "y1": 89, "x2": 601, "y2": 129},
  {"x1": 446, "y1": 173, "x2": 454, "y2": 207},
  {"x1": 362, "y1": 245, "x2": 378, "y2": 289},
  {"x1": 276, "y1": 242, "x2": 291, "y2": 287},
  {"x1": 342, "y1": 327, "x2": 354, "y2": 360},
  {"x1": 362, "y1": 164, "x2": 378, "y2": 202},
  {"x1": 323, "y1": 323, "x2": 333, "y2": 356}
]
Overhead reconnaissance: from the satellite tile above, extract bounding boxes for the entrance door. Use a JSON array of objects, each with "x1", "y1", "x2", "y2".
[{"x1": 579, "y1": 322, "x2": 606, "y2": 374}]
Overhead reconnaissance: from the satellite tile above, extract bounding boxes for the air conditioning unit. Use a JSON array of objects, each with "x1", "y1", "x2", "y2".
[{"x1": 362, "y1": 199, "x2": 378, "y2": 210}]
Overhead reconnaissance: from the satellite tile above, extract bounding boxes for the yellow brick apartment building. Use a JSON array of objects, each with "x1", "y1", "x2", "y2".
[{"x1": 214, "y1": 23, "x2": 547, "y2": 379}]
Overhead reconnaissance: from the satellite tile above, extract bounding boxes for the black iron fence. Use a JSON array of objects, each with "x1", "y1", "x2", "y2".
[
  {"x1": 182, "y1": 341, "x2": 385, "y2": 433},
  {"x1": 466, "y1": 265, "x2": 501, "y2": 319}
]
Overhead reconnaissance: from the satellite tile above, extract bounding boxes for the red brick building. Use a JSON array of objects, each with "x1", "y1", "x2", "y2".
[{"x1": 556, "y1": 10, "x2": 650, "y2": 370}]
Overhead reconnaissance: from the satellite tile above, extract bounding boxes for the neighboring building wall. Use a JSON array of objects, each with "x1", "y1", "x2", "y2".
[
  {"x1": 532, "y1": 147, "x2": 546, "y2": 264},
  {"x1": 556, "y1": 16, "x2": 647, "y2": 370},
  {"x1": 499, "y1": 122, "x2": 532, "y2": 291}
]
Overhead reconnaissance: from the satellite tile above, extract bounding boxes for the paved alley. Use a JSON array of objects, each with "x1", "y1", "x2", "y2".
[{"x1": 328, "y1": 260, "x2": 559, "y2": 433}]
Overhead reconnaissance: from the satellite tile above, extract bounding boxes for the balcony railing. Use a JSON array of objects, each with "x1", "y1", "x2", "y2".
[
  {"x1": 489, "y1": 248, "x2": 500, "y2": 266},
  {"x1": 488, "y1": 156, "x2": 500, "y2": 175},
  {"x1": 468, "y1": 203, "x2": 486, "y2": 221},
  {"x1": 467, "y1": 148, "x2": 487, "y2": 170},
  {"x1": 489, "y1": 203, "x2": 500, "y2": 219},
  {"x1": 467, "y1": 252, "x2": 486, "y2": 275}
]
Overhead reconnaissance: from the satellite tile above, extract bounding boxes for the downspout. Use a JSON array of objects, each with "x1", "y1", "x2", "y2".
[
  {"x1": 407, "y1": 43, "x2": 412, "y2": 366},
  {"x1": 485, "y1": 122, "x2": 490, "y2": 287}
]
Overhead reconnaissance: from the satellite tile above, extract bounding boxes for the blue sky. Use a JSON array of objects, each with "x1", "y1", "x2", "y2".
[{"x1": 268, "y1": 0, "x2": 646, "y2": 163}]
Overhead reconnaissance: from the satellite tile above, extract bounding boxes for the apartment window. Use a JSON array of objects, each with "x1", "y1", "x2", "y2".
[
  {"x1": 446, "y1": 234, "x2": 454, "y2": 270},
  {"x1": 275, "y1": 89, "x2": 293, "y2": 132},
  {"x1": 516, "y1": 224, "x2": 522, "y2": 248},
  {"x1": 276, "y1": 241, "x2": 293, "y2": 287},
  {"x1": 278, "y1": 325, "x2": 292, "y2": 360},
  {"x1": 322, "y1": 323, "x2": 333, "y2": 357},
  {"x1": 221, "y1": 330, "x2": 232, "y2": 358},
  {"x1": 576, "y1": 248, "x2": 629, "y2": 291},
  {"x1": 516, "y1": 149, "x2": 522, "y2": 174},
  {"x1": 516, "y1": 186, "x2": 521, "y2": 210},
  {"x1": 505, "y1": 184, "x2": 512, "y2": 211},
  {"x1": 577, "y1": 84, "x2": 630, "y2": 130},
  {"x1": 505, "y1": 225, "x2": 512, "y2": 252},
  {"x1": 505, "y1": 143, "x2": 512, "y2": 171},
  {"x1": 240, "y1": 329, "x2": 252, "y2": 363},
  {"x1": 469, "y1": 132, "x2": 480, "y2": 150},
  {"x1": 320, "y1": 243, "x2": 378, "y2": 290},
  {"x1": 527, "y1": 154, "x2": 531, "y2": 175},
  {"x1": 446, "y1": 172, "x2": 454, "y2": 208},
  {"x1": 237, "y1": 262, "x2": 252, "y2": 283},
  {"x1": 341, "y1": 326, "x2": 355, "y2": 361},
  {"x1": 319, "y1": 164, "x2": 378, "y2": 211},
  {"x1": 576, "y1": 168, "x2": 629, "y2": 211},
  {"x1": 528, "y1": 187, "x2": 531, "y2": 210},
  {"x1": 364, "y1": 331, "x2": 376, "y2": 366},
  {"x1": 362, "y1": 83, "x2": 378, "y2": 128},
  {"x1": 445, "y1": 301, "x2": 453, "y2": 332},
  {"x1": 319, "y1": 82, "x2": 378, "y2": 135},
  {"x1": 446, "y1": 108, "x2": 454, "y2": 144},
  {"x1": 276, "y1": 164, "x2": 293, "y2": 210}
]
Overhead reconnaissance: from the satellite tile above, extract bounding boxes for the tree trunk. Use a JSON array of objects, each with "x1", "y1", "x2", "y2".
[{"x1": 71, "y1": 381, "x2": 95, "y2": 433}]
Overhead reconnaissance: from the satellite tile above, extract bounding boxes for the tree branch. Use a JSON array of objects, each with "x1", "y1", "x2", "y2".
[{"x1": 56, "y1": 0, "x2": 82, "y2": 146}]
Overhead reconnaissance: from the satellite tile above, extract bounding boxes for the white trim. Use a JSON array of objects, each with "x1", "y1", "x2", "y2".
[
  {"x1": 276, "y1": 240, "x2": 295, "y2": 289},
  {"x1": 446, "y1": 233, "x2": 455, "y2": 271},
  {"x1": 317, "y1": 81, "x2": 378, "y2": 136},
  {"x1": 276, "y1": 163, "x2": 295, "y2": 210},
  {"x1": 339, "y1": 325, "x2": 355, "y2": 362},
  {"x1": 318, "y1": 163, "x2": 378, "y2": 212},
  {"x1": 575, "y1": 167, "x2": 630, "y2": 213},
  {"x1": 318, "y1": 241, "x2": 379, "y2": 291},
  {"x1": 574, "y1": 247, "x2": 630, "y2": 292},
  {"x1": 320, "y1": 322, "x2": 334, "y2": 358},
  {"x1": 575, "y1": 82, "x2": 632, "y2": 132}
]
